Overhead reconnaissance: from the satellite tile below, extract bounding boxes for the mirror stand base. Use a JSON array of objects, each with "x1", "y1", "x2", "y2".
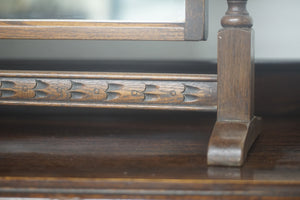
[{"x1": 207, "y1": 116, "x2": 262, "y2": 166}]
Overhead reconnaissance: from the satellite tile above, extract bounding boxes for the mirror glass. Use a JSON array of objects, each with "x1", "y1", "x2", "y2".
[{"x1": 0, "y1": 0, "x2": 185, "y2": 22}]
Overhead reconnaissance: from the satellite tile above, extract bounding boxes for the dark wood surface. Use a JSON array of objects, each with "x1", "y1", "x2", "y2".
[
  {"x1": 0, "y1": 110, "x2": 299, "y2": 199},
  {"x1": 0, "y1": 60, "x2": 299, "y2": 199}
]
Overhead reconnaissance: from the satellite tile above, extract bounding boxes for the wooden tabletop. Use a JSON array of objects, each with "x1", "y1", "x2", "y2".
[{"x1": 0, "y1": 108, "x2": 299, "y2": 199}]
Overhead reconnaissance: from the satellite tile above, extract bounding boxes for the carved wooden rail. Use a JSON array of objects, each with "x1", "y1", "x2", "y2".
[{"x1": 0, "y1": 71, "x2": 217, "y2": 111}]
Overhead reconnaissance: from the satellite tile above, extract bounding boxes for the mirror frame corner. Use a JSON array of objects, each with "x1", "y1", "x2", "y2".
[{"x1": 0, "y1": 0, "x2": 208, "y2": 41}]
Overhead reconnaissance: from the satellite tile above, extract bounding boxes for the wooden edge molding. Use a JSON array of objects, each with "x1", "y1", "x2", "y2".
[
  {"x1": 0, "y1": 176, "x2": 299, "y2": 198},
  {"x1": 0, "y1": 70, "x2": 218, "y2": 81},
  {"x1": 0, "y1": 71, "x2": 217, "y2": 111},
  {"x1": 0, "y1": 21, "x2": 185, "y2": 40},
  {"x1": 207, "y1": 116, "x2": 262, "y2": 166}
]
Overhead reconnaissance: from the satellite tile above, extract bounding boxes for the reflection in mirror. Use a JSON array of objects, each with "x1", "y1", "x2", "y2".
[{"x1": 0, "y1": 0, "x2": 185, "y2": 22}]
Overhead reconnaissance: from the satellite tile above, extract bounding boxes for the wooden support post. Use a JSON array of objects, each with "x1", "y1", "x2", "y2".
[{"x1": 207, "y1": 0, "x2": 262, "y2": 166}]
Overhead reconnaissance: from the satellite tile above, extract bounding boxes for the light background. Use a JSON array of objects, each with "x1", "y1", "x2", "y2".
[{"x1": 0, "y1": 0, "x2": 299, "y2": 62}]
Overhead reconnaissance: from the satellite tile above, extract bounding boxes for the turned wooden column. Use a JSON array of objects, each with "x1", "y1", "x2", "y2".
[{"x1": 207, "y1": 0, "x2": 262, "y2": 166}]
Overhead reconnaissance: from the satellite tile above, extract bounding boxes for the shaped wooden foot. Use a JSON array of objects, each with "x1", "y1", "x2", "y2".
[{"x1": 207, "y1": 117, "x2": 262, "y2": 166}]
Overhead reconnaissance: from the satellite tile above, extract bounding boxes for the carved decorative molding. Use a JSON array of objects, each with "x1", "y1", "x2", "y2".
[{"x1": 0, "y1": 71, "x2": 217, "y2": 111}]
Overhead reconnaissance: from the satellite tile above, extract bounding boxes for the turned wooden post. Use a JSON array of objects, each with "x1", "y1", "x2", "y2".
[{"x1": 207, "y1": 0, "x2": 262, "y2": 166}]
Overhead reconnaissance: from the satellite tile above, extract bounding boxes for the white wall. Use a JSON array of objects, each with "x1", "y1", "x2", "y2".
[{"x1": 0, "y1": 0, "x2": 299, "y2": 61}]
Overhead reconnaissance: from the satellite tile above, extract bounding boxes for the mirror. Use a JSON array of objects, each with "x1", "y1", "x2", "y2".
[{"x1": 0, "y1": 0, "x2": 185, "y2": 22}]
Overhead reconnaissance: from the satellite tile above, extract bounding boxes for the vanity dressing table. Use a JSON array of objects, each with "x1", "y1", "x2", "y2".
[
  {"x1": 1, "y1": 1, "x2": 300, "y2": 199},
  {"x1": 0, "y1": 0, "x2": 261, "y2": 167}
]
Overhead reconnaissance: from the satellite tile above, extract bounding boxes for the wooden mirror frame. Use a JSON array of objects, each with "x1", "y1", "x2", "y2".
[{"x1": 0, "y1": 0, "x2": 207, "y2": 41}]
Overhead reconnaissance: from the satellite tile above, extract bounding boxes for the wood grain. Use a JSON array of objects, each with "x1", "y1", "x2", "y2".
[
  {"x1": 0, "y1": 0, "x2": 208, "y2": 41},
  {"x1": 221, "y1": 0, "x2": 253, "y2": 28},
  {"x1": 0, "y1": 112, "x2": 299, "y2": 199},
  {"x1": 0, "y1": 60, "x2": 298, "y2": 117},
  {"x1": 208, "y1": 116, "x2": 262, "y2": 166},
  {"x1": 185, "y1": 0, "x2": 208, "y2": 40},
  {"x1": 0, "y1": 71, "x2": 217, "y2": 111},
  {"x1": 0, "y1": 21, "x2": 185, "y2": 40},
  {"x1": 217, "y1": 28, "x2": 254, "y2": 122},
  {"x1": 208, "y1": 0, "x2": 260, "y2": 166}
]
